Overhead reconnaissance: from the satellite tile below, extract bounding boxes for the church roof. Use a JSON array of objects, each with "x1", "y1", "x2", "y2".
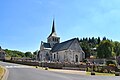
[
  {"x1": 51, "y1": 38, "x2": 78, "y2": 52},
  {"x1": 43, "y1": 43, "x2": 51, "y2": 48}
]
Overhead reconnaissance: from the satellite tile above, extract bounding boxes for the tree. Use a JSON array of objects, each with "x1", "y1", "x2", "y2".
[
  {"x1": 97, "y1": 37, "x2": 101, "y2": 44},
  {"x1": 114, "y1": 41, "x2": 120, "y2": 56},
  {"x1": 80, "y1": 42, "x2": 91, "y2": 58},
  {"x1": 4, "y1": 49, "x2": 25, "y2": 58},
  {"x1": 91, "y1": 37, "x2": 95, "y2": 43},
  {"x1": 103, "y1": 37, "x2": 106, "y2": 41},
  {"x1": 25, "y1": 52, "x2": 32, "y2": 58},
  {"x1": 97, "y1": 40, "x2": 114, "y2": 58},
  {"x1": 33, "y1": 50, "x2": 38, "y2": 55}
]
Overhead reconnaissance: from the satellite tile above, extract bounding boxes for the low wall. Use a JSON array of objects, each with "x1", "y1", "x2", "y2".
[
  {"x1": 4, "y1": 60, "x2": 86, "y2": 69},
  {"x1": 4, "y1": 60, "x2": 39, "y2": 66},
  {"x1": 3, "y1": 60, "x2": 120, "y2": 72}
]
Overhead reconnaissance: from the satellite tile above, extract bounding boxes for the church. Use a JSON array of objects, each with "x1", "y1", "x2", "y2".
[{"x1": 38, "y1": 20, "x2": 85, "y2": 63}]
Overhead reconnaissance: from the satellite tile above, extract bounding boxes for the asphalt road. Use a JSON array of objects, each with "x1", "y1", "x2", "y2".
[{"x1": 0, "y1": 61, "x2": 120, "y2": 80}]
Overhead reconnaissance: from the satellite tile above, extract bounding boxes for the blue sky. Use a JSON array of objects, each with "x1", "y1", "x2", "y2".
[{"x1": 0, "y1": 0, "x2": 120, "y2": 52}]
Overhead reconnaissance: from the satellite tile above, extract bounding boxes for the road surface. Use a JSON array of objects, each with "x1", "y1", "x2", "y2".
[{"x1": 0, "y1": 61, "x2": 120, "y2": 80}]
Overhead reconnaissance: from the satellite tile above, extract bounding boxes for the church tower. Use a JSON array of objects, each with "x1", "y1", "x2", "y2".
[{"x1": 47, "y1": 19, "x2": 60, "y2": 47}]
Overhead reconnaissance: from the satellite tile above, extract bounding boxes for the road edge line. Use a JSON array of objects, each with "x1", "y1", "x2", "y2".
[{"x1": 1, "y1": 66, "x2": 9, "y2": 80}]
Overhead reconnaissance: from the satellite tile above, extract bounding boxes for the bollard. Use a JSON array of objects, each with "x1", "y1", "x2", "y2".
[
  {"x1": 115, "y1": 72, "x2": 120, "y2": 76},
  {"x1": 45, "y1": 67, "x2": 49, "y2": 70},
  {"x1": 91, "y1": 71, "x2": 95, "y2": 75}
]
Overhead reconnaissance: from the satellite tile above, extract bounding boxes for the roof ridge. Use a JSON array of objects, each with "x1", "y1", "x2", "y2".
[
  {"x1": 67, "y1": 38, "x2": 77, "y2": 50},
  {"x1": 60, "y1": 38, "x2": 77, "y2": 44}
]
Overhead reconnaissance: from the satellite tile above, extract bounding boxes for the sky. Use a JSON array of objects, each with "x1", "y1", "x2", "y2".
[{"x1": 0, "y1": 0, "x2": 120, "y2": 52}]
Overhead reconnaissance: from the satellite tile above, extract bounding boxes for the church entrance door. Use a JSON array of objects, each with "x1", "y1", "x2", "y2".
[{"x1": 75, "y1": 55, "x2": 78, "y2": 62}]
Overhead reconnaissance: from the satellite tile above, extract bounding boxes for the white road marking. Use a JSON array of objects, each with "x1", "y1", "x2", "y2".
[{"x1": 5, "y1": 65, "x2": 32, "y2": 68}]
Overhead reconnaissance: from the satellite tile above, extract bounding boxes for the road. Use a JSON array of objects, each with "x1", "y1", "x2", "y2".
[{"x1": 0, "y1": 61, "x2": 120, "y2": 80}]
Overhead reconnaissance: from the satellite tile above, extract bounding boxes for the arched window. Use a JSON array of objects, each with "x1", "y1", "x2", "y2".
[
  {"x1": 54, "y1": 54, "x2": 56, "y2": 59},
  {"x1": 75, "y1": 55, "x2": 78, "y2": 62}
]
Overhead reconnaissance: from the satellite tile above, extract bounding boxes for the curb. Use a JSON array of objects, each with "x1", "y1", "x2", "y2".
[
  {"x1": 48, "y1": 69, "x2": 86, "y2": 75},
  {"x1": 0, "y1": 66, "x2": 9, "y2": 80}
]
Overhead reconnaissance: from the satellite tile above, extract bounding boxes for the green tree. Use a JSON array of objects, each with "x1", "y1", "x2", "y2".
[
  {"x1": 80, "y1": 42, "x2": 91, "y2": 58},
  {"x1": 97, "y1": 40, "x2": 114, "y2": 58},
  {"x1": 114, "y1": 41, "x2": 120, "y2": 56},
  {"x1": 103, "y1": 37, "x2": 106, "y2": 41},
  {"x1": 4, "y1": 49, "x2": 25, "y2": 58},
  {"x1": 25, "y1": 52, "x2": 32, "y2": 58},
  {"x1": 97, "y1": 37, "x2": 101, "y2": 44}
]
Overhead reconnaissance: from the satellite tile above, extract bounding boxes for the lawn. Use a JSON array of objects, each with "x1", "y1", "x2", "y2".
[
  {"x1": 0, "y1": 66, "x2": 5, "y2": 80},
  {"x1": 86, "y1": 72, "x2": 115, "y2": 76}
]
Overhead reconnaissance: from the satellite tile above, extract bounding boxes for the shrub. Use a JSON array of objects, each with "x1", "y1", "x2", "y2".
[
  {"x1": 106, "y1": 60, "x2": 116, "y2": 66},
  {"x1": 109, "y1": 64, "x2": 115, "y2": 67}
]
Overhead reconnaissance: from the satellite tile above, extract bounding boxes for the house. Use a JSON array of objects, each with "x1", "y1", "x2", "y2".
[
  {"x1": 38, "y1": 19, "x2": 85, "y2": 63},
  {"x1": 0, "y1": 46, "x2": 6, "y2": 60}
]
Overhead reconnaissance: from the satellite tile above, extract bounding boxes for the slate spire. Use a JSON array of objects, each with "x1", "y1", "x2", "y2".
[
  {"x1": 48, "y1": 19, "x2": 57, "y2": 38},
  {"x1": 52, "y1": 19, "x2": 55, "y2": 33}
]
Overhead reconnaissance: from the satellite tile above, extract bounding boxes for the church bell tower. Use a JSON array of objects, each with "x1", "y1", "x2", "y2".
[{"x1": 47, "y1": 19, "x2": 60, "y2": 47}]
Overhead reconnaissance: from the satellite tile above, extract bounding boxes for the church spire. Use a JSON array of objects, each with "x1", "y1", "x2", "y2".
[
  {"x1": 52, "y1": 19, "x2": 55, "y2": 33},
  {"x1": 48, "y1": 19, "x2": 57, "y2": 38},
  {"x1": 47, "y1": 19, "x2": 60, "y2": 45}
]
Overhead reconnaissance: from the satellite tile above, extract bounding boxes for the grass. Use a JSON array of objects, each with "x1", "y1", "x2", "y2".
[
  {"x1": 0, "y1": 66, "x2": 5, "y2": 80},
  {"x1": 86, "y1": 72, "x2": 115, "y2": 76},
  {"x1": 33, "y1": 66, "x2": 116, "y2": 76}
]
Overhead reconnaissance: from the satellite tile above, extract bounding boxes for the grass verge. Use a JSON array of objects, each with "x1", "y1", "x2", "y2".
[
  {"x1": 86, "y1": 72, "x2": 115, "y2": 76},
  {"x1": 0, "y1": 66, "x2": 5, "y2": 80}
]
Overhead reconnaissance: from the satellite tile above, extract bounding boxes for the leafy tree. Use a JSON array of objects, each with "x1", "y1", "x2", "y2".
[
  {"x1": 97, "y1": 37, "x2": 101, "y2": 44},
  {"x1": 88, "y1": 37, "x2": 91, "y2": 43},
  {"x1": 32, "y1": 50, "x2": 38, "y2": 60},
  {"x1": 33, "y1": 50, "x2": 38, "y2": 55},
  {"x1": 103, "y1": 37, "x2": 106, "y2": 41},
  {"x1": 114, "y1": 41, "x2": 120, "y2": 56},
  {"x1": 4, "y1": 49, "x2": 25, "y2": 58},
  {"x1": 25, "y1": 52, "x2": 32, "y2": 58},
  {"x1": 97, "y1": 40, "x2": 114, "y2": 58},
  {"x1": 80, "y1": 42, "x2": 91, "y2": 58}
]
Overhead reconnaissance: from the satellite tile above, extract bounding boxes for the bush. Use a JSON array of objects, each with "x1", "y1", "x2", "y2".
[
  {"x1": 86, "y1": 67, "x2": 91, "y2": 72},
  {"x1": 45, "y1": 67, "x2": 49, "y2": 70},
  {"x1": 115, "y1": 72, "x2": 120, "y2": 76},
  {"x1": 109, "y1": 64, "x2": 115, "y2": 67},
  {"x1": 103, "y1": 69, "x2": 108, "y2": 73},
  {"x1": 106, "y1": 60, "x2": 116, "y2": 66},
  {"x1": 91, "y1": 71, "x2": 95, "y2": 75}
]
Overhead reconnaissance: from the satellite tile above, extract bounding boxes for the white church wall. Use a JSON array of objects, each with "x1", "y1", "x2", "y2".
[
  {"x1": 52, "y1": 49, "x2": 83, "y2": 63},
  {"x1": 39, "y1": 49, "x2": 50, "y2": 61}
]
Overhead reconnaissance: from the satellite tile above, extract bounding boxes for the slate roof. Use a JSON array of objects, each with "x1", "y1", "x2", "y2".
[
  {"x1": 43, "y1": 43, "x2": 51, "y2": 48},
  {"x1": 51, "y1": 38, "x2": 78, "y2": 52}
]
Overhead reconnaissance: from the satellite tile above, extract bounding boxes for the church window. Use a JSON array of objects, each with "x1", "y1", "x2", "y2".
[
  {"x1": 54, "y1": 54, "x2": 56, "y2": 59},
  {"x1": 53, "y1": 38, "x2": 54, "y2": 41},
  {"x1": 57, "y1": 53, "x2": 58, "y2": 60},
  {"x1": 55, "y1": 38, "x2": 56, "y2": 41}
]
